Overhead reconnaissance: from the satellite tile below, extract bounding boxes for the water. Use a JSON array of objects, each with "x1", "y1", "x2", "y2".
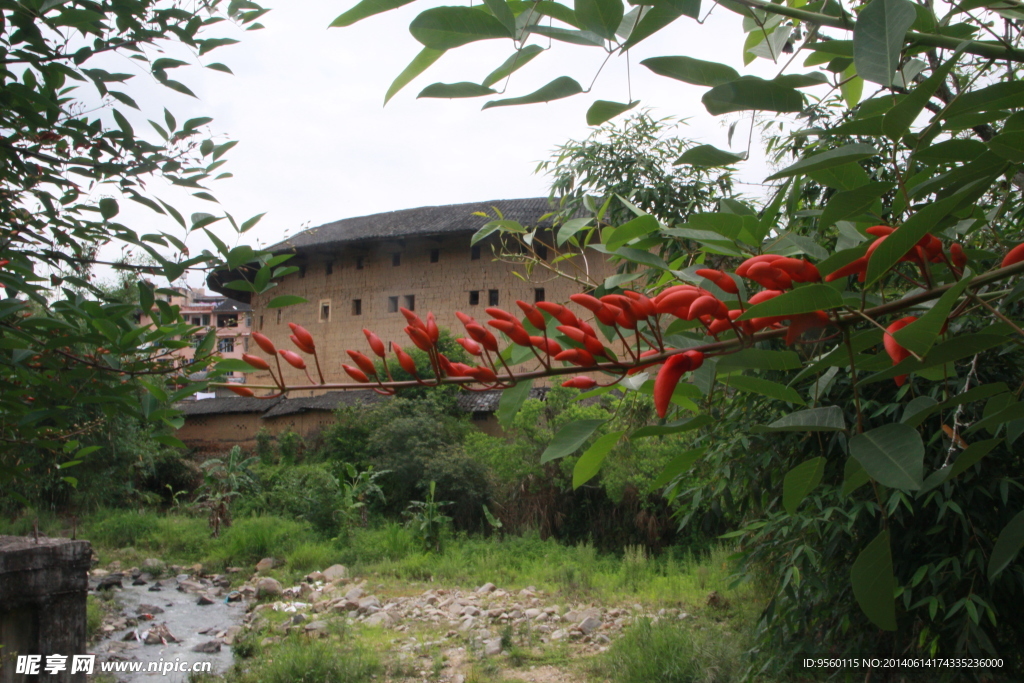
[{"x1": 91, "y1": 575, "x2": 247, "y2": 682}]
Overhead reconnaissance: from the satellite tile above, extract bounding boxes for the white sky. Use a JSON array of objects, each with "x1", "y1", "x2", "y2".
[{"x1": 94, "y1": 0, "x2": 814, "y2": 287}]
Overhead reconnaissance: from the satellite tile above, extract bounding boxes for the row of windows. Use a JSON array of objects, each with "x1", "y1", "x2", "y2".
[
  {"x1": 192, "y1": 336, "x2": 248, "y2": 353},
  {"x1": 292, "y1": 244, "x2": 549, "y2": 278},
  {"x1": 189, "y1": 314, "x2": 252, "y2": 328},
  {"x1": 262, "y1": 288, "x2": 547, "y2": 328}
]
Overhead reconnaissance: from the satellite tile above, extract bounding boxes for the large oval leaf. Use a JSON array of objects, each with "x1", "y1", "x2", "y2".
[
  {"x1": 573, "y1": 430, "x2": 625, "y2": 488},
  {"x1": 738, "y1": 284, "x2": 844, "y2": 320},
  {"x1": 851, "y1": 530, "x2": 897, "y2": 630},
  {"x1": 988, "y1": 511, "x2": 1024, "y2": 580},
  {"x1": 653, "y1": 447, "x2": 706, "y2": 488},
  {"x1": 385, "y1": 47, "x2": 446, "y2": 105},
  {"x1": 622, "y1": 0, "x2": 701, "y2": 49},
  {"x1": 675, "y1": 144, "x2": 746, "y2": 167},
  {"x1": 727, "y1": 375, "x2": 806, "y2": 405},
  {"x1": 540, "y1": 419, "x2": 606, "y2": 463},
  {"x1": 849, "y1": 422, "x2": 924, "y2": 491},
  {"x1": 482, "y1": 76, "x2": 583, "y2": 109},
  {"x1": 783, "y1": 457, "x2": 825, "y2": 514},
  {"x1": 766, "y1": 144, "x2": 878, "y2": 181},
  {"x1": 482, "y1": 45, "x2": 545, "y2": 87},
  {"x1": 763, "y1": 406, "x2": 846, "y2": 432},
  {"x1": 331, "y1": 0, "x2": 417, "y2": 27},
  {"x1": 641, "y1": 56, "x2": 738, "y2": 87},
  {"x1": 702, "y1": 76, "x2": 804, "y2": 115},
  {"x1": 852, "y1": 0, "x2": 916, "y2": 87},
  {"x1": 574, "y1": 0, "x2": 623, "y2": 40},
  {"x1": 410, "y1": 7, "x2": 512, "y2": 49},
  {"x1": 587, "y1": 99, "x2": 639, "y2": 126},
  {"x1": 418, "y1": 82, "x2": 496, "y2": 98}
]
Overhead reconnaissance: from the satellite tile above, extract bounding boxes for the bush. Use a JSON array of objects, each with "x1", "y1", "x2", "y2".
[
  {"x1": 242, "y1": 464, "x2": 342, "y2": 536},
  {"x1": 206, "y1": 516, "x2": 311, "y2": 568},
  {"x1": 85, "y1": 510, "x2": 161, "y2": 548},
  {"x1": 592, "y1": 618, "x2": 747, "y2": 683}
]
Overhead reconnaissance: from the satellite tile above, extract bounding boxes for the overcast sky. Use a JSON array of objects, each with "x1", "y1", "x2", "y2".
[{"x1": 95, "y1": 0, "x2": 807, "y2": 288}]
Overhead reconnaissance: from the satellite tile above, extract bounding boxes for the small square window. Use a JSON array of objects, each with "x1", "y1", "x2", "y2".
[
  {"x1": 489, "y1": 289, "x2": 499, "y2": 306},
  {"x1": 325, "y1": 261, "x2": 334, "y2": 275},
  {"x1": 259, "y1": 315, "x2": 264, "y2": 330},
  {"x1": 319, "y1": 300, "x2": 331, "y2": 322},
  {"x1": 352, "y1": 299, "x2": 362, "y2": 316},
  {"x1": 469, "y1": 290, "x2": 480, "y2": 306},
  {"x1": 536, "y1": 245, "x2": 548, "y2": 260},
  {"x1": 276, "y1": 309, "x2": 282, "y2": 324},
  {"x1": 430, "y1": 248, "x2": 440, "y2": 263},
  {"x1": 388, "y1": 296, "x2": 398, "y2": 313},
  {"x1": 356, "y1": 256, "x2": 364, "y2": 270},
  {"x1": 404, "y1": 294, "x2": 415, "y2": 311},
  {"x1": 534, "y1": 288, "x2": 545, "y2": 303},
  {"x1": 392, "y1": 252, "x2": 401, "y2": 267},
  {"x1": 471, "y1": 245, "x2": 481, "y2": 260},
  {"x1": 299, "y1": 265, "x2": 307, "y2": 279}
]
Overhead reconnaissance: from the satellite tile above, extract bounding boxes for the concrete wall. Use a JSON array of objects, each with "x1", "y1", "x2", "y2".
[
  {"x1": 0, "y1": 536, "x2": 91, "y2": 683},
  {"x1": 245, "y1": 234, "x2": 618, "y2": 389}
]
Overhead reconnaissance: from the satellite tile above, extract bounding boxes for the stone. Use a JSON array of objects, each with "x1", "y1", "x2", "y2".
[
  {"x1": 357, "y1": 596, "x2": 380, "y2": 612},
  {"x1": 132, "y1": 579, "x2": 147, "y2": 586},
  {"x1": 306, "y1": 571, "x2": 326, "y2": 582},
  {"x1": 136, "y1": 604, "x2": 164, "y2": 615},
  {"x1": 322, "y1": 564, "x2": 348, "y2": 581},
  {"x1": 364, "y1": 611, "x2": 395, "y2": 627},
  {"x1": 579, "y1": 616, "x2": 602, "y2": 635},
  {"x1": 476, "y1": 582, "x2": 496, "y2": 594},
  {"x1": 147, "y1": 584, "x2": 162, "y2": 592},
  {"x1": 304, "y1": 620, "x2": 329, "y2": 636},
  {"x1": 551, "y1": 629, "x2": 568, "y2": 641},
  {"x1": 144, "y1": 623, "x2": 178, "y2": 645},
  {"x1": 192, "y1": 640, "x2": 221, "y2": 653},
  {"x1": 255, "y1": 577, "x2": 283, "y2": 598},
  {"x1": 345, "y1": 586, "x2": 365, "y2": 601},
  {"x1": 291, "y1": 614, "x2": 306, "y2": 625},
  {"x1": 196, "y1": 595, "x2": 215, "y2": 606},
  {"x1": 483, "y1": 638, "x2": 503, "y2": 657},
  {"x1": 226, "y1": 591, "x2": 242, "y2": 602},
  {"x1": 142, "y1": 558, "x2": 164, "y2": 571},
  {"x1": 96, "y1": 574, "x2": 123, "y2": 590},
  {"x1": 255, "y1": 557, "x2": 275, "y2": 573},
  {"x1": 524, "y1": 608, "x2": 541, "y2": 619}
]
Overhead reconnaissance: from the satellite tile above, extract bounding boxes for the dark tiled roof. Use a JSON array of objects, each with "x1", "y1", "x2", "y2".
[
  {"x1": 214, "y1": 299, "x2": 251, "y2": 313},
  {"x1": 265, "y1": 198, "x2": 556, "y2": 253},
  {"x1": 176, "y1": 395, "x2": 282, "y2": 416},
  {"x1": 456, "y1": 387, "x2": 549, "y2": 413},
  {"x1": 261, "y1": 391, "x2": 388, "y2": 419}
]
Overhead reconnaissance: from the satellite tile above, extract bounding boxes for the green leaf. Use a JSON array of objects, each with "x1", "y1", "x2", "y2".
[
  {"x1": 418, "y1": 82, "x2": 496, "y2": 98},
  {"x1": 410, "y1": 7, "x2": 512, "y2": 49},
  {"x1": 853, "y1": 0, "x2": 916, "y2": 87},
  {"x1": 864, "y1": 192, "x2": 964, "y2": 286},
  {"x1": 99, "y1": 198, "x2": 119, "y2": 220},
  {"x1": 527, "y1": 25, "x2": 606, "y2": 46},
  {"x1": 764, "y1": 406, "x2": 846, "y2": 432},
  {"x1": 556, "y1": 217, "x2": 593, "y2": 246},
  {"x1": 944, "y1": 81, "x2": 1024, "y2": 118},
  {"x1": 819, "y1": 182, "x2": 892, "y2": 229},
  {"x1": 901, "y1": 396, "x2": 938, "y2": 425},
  {"x1": 385, "y1": 47, "x2": 446, "y2": 105},
  {"x1": 842, "y1": 456, "x2": 871, "y2": 497},
  {"x1": 540, "y1": 419, "x2": 606, "y2": 463},
  {"x1": 947, "y1": 437, "x2": 1001, "y2": 481},
  {"x1": 850, "y1": 423, "x2": 924, "y2": 491},
  {"x1": 783, "y1": 457, "x2": 826, "y2": 514},
  {"x1": 702, "y1": 77, "x2": 804, "y2": 115},
  {"x1": 215, "y1": 358, "x2": 258, "y2": 372},
  {"x1": 863, "y1": 334, "x2": 1009, "y2": 384},
  {"x1": 882, "y1": 43, "x2": 965, "y2": 139},
  {"x1": 641, "y1": 56, "x2": 739, "y2": 87},
  {"x1": 266, "y1": 295, "x2": 308, "y2": 309},
  {"x1": 630, "y1": 414, "x2": 712, "y2": 439},
  {"x1": 573, "y1": 430, "x2": 625, "y2": 488},
  {"x1": 653, "y1": 447, "x2": 706, "y2": 488},
  {"x1": 988, "y1": 511, "x2": 1024, "y2": 580},
  {"x1": 988, "y1": 131, "x2": 1024, "y2": 163},
  {"x1": 739, "y1": 284, "x2": 844, "y2": 320},
  {"x1": 767, "y1": 144, "x2": 878, "y2": 181},
  {"x1": 717, "y1": 348, "x2": 803, "y2": 371},
  {"x1": 851, "y1": 530, "x2": 897, "y2": 630},
  {"x1": 911, "y1": 139, "x2": 987, "y2": 165},
  {"x1": 675, "y1": 144, "x2": 747, "y2": 167},
  {"x1": 622, "y1": 0, "x2": 701, "y2": 49},
  {"x1": 484, "y1": 0, "x2": 517, "y2": 32},
  {"x1": 605, "y1": 215, "x2": 659, "y2": 249},
  {"x1": 574, "y1": 0, "x2": 623, "y2": 40},
  {"x1": 496, "y1": 379, "x2": 533, "y2": 426},
  {"x1": 482, "y1": 45, "x2": 545, "y2": 87},
  {"x1": 154, "y1": 435, "x2": 187, "y2": 449},
  {"x1": 966, "y1": 402, "x2": 1024, "y2": 435},
  {"x1": 892, "y1": 273, "x2": 974, "y2": 357},
  {"x1": 587, "y1": 99, "x2": 639, "y2": 126},
  {"x1": 726, "y1": 375, "x2": 806, "y2": 405},
  {"x1": 483, "y1": 76, "x2": 583, "y2": 109},
  {"x1": 330, "y1": 0, "x2": 416, "y2": 27}
]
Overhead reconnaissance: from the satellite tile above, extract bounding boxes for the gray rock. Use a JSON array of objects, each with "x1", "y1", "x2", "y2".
[
  {"x1": 304, "y1": 620, "x2": 329, "y2": 636},
  {"x1": 524, "y1": 608, "x2": 542, "y2": 619},
  {"x1": 191, "y1": 640, "x2": 221, "y2": 653},
  {"x1": 255, "y1": 557, "x2": 275, "y2": 573},
  {"x1": 364, "y1": 611, "x2": 395, "y2": 627},
  {"x1": 357, "y1": 596, "x2": 380, "y2": 612},
  {"x1": 551, "y1": 629, "x2": 568, "y2": 641},
  {"x1": 142, "y1": 558, "x2": 164, "y2": 570},
  {"x1": 579, "y1": 616, "x2": 602, "y2": 635},
  {"x1": 345, "y1": 586, "x2": 365, "y2": 601},
  {"x1": 322, "y1": 564, "x2": 348, "y2": 581},
  {"x1": 291, "y1": 614, "x2": 307, "y2": 625},
  {"x1": 196, "y1": 595, "x2": 215, "y2": 606},
  {"x1": 96, "y1": 574, "x2": 123, "y2": 590},
  {"x1": 255, "y1": 577, "x2": 283, "y2": 598},
  {"x1": 483, "y1": 638, "x2": 502, "y2": 656},
  {"x1": 136, "y1": 604, "x2": 164, "y2": 615},
  {"x1": 476, "y1": 582, "x2": 496, "y2": 594}
]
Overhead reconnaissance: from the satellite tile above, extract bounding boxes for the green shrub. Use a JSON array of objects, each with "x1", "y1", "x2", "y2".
[
  {"x1": 287, "y1": 541, "x2": 339, "y2": 573},
  {"x1": 207, "y1": 516, "x2": 311, "y2": 568},
  {"x1": 150, "y1": 516, "x2": 213, "y2": 560},
  {"x1": 85, "y1": 510, "x2": 160, "y2": 548},
  {"x1": 247, "y1": 464, "x2": 342, "y2": 536},
  {"x1": 231, "y1": 639, "x2": 378, "y2": 683},
  {"x1": 592, "y1": 618, "x2": 747, "y2": 683}
]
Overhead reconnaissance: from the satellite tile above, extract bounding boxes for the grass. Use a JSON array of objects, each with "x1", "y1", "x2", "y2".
[
  {"x1": 222, "y1": 639, "x2": 379, "y2": 683},
  {"x1": 591, "y1": 617, "x2": 751, "y2": 683}
]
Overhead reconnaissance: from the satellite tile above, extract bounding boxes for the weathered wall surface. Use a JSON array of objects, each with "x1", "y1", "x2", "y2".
[
  {"x1": 246, "y1": 234, "x2": 618, "y2": 389},
  {"x1": 0, "y1": 536, "x2": 91, "y2": 683}
]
